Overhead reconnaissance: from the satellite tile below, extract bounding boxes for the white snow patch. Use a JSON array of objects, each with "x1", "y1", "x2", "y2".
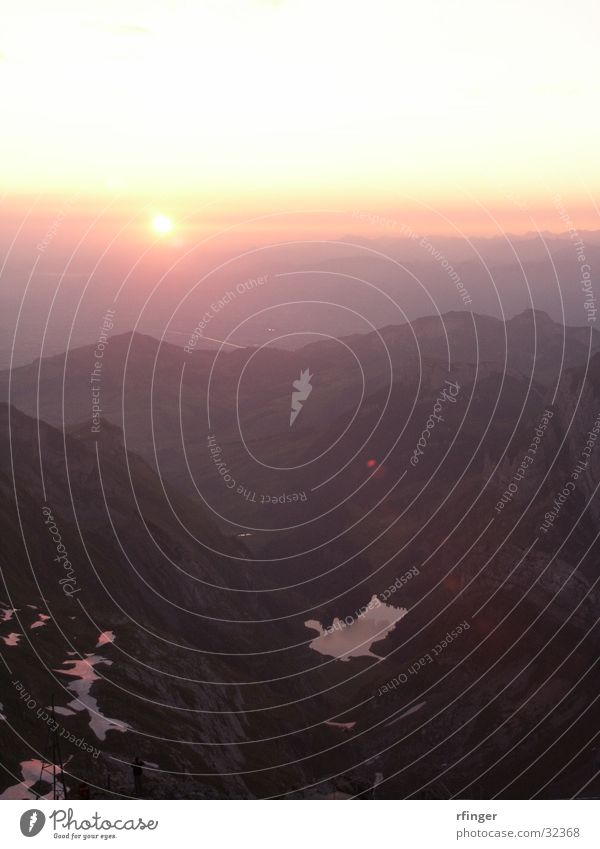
[
  {"x1": 50, "y1": 705, "x2": 76, "y2": 717},
  {"x1": 30, "y1": 614, "x2": 51, "y2": 630},
  {"x1": 305, "y1": 597, "x2": 407, "y2": 661},
  {"x1": 54, "y1": 656, "x2": 130, "y2": 741}
]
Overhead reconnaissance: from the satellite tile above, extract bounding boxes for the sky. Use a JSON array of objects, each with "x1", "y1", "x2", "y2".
[{"x1": 1, "y1": 0, "x2": 600, "y2": 236}]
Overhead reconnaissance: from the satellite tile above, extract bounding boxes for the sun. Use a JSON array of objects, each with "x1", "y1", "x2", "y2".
[{"x1": 152, "y1": 214, "x2": 173, "y2": 235}]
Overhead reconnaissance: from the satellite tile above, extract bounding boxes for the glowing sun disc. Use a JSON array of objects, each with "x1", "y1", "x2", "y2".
[{"x1": 152, "y1": 214, "x2": 173, "y2": 235}]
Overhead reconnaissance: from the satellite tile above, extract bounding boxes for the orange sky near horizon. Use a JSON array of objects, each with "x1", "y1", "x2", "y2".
[
  {"x1": 1, "y1": 0, "x2": 600, "y2": 238},
  {"x1": 2, "y1": 194, "x2": 599, "y2": 248}
]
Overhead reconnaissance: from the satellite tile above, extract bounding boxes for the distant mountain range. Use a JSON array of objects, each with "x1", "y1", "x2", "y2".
[{"x1": 2, "y1": 230, "x2": 600, "y2": 369}]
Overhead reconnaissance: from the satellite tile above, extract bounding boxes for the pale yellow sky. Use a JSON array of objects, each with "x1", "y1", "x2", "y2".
[{"x1": 1, "y1": 0, "x2": 599, "y2": 230}]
